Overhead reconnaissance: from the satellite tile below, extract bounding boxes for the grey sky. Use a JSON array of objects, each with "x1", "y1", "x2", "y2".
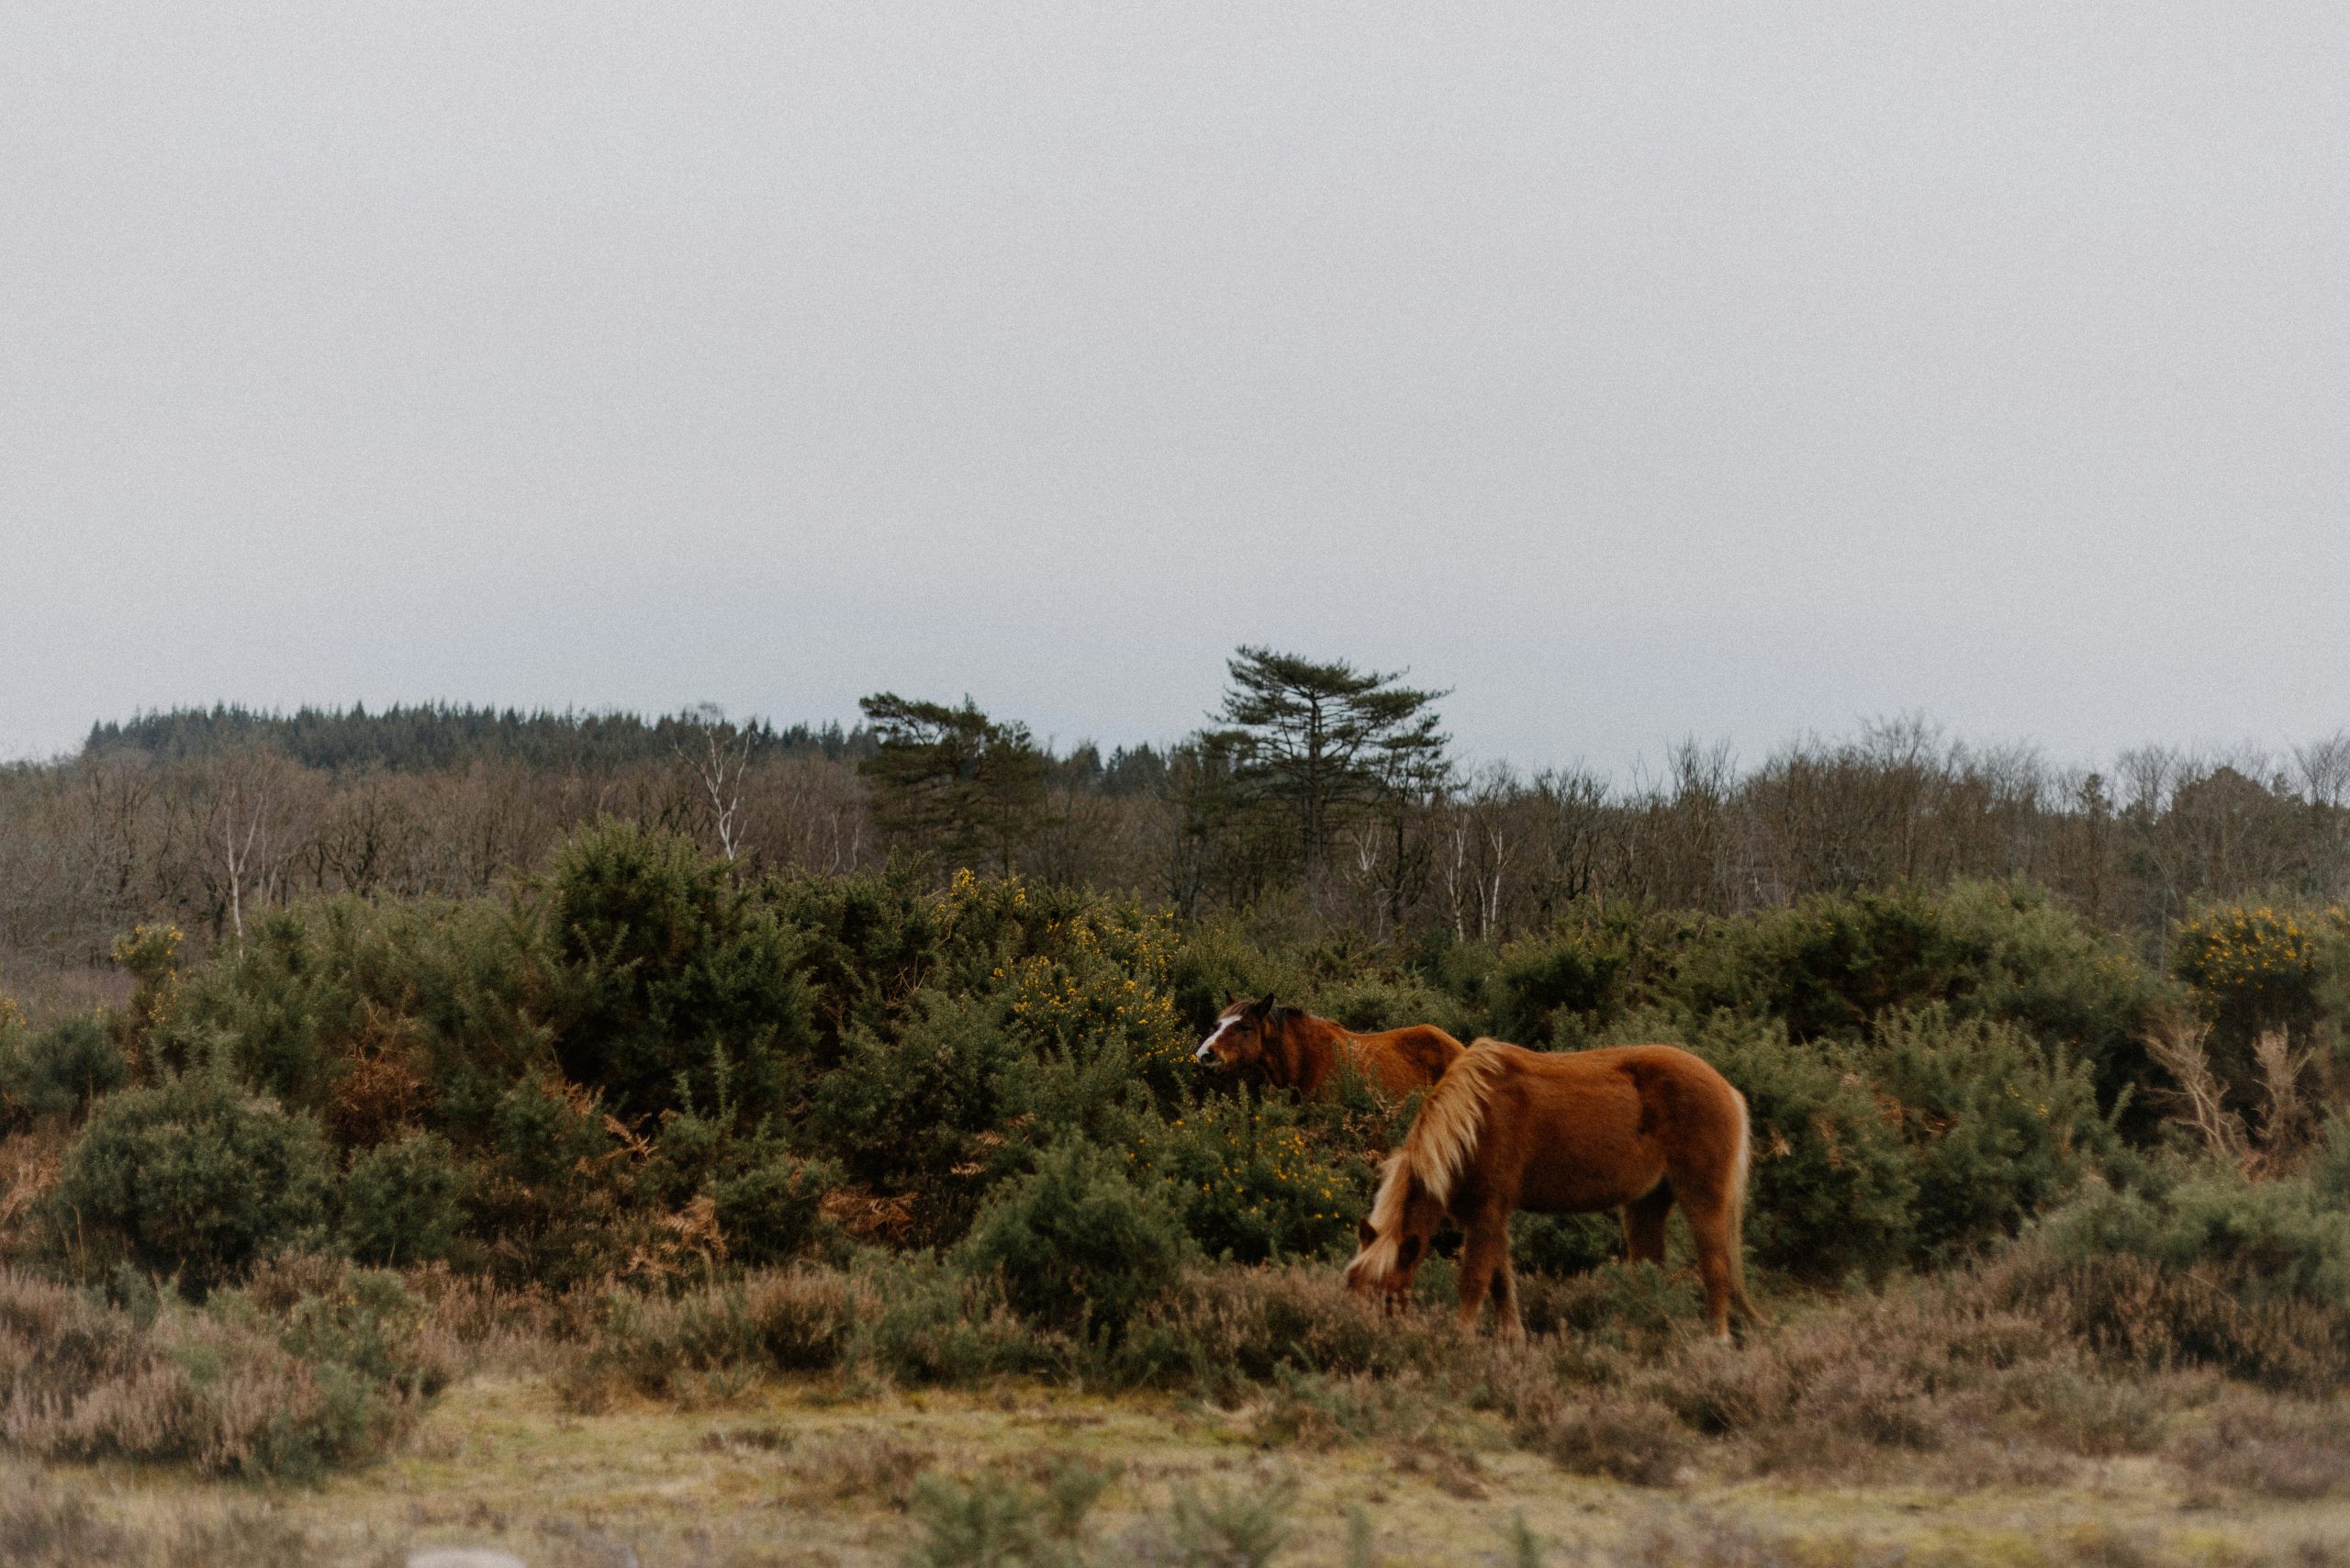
[{"x1": 6, "y1": 5, "x2": 2346, "y2": 773}]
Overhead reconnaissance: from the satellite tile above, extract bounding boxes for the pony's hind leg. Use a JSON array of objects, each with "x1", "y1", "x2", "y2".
[
  {"x1": 1455, "y1": 1217, "x2": 1512, "y2": 1336},
  {"x1": 1622, "y1": 1182, "x2": 1674, "y2": 1266},
  {"x1": 1679, "y1": 1191, "x2": 1740, "y2": 1339}
]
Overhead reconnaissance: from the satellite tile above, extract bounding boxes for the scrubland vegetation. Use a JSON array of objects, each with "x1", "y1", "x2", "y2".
[{"x1": 2, "y1": 667, "x2": 2348, "y2": 1563}]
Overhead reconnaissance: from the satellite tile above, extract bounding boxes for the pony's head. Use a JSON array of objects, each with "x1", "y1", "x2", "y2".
[
  {"x1": 1195, "y1": 995, "x2": 1286, "y2": 1072},
  {"x1": 1342, "y1": 1155, "x2": 1446, "y2": 1310}
]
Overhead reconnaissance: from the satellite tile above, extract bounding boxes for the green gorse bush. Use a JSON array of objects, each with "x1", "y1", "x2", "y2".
[{"x1": 46, "y1": 1071, "x2": 334, "y2": 1295}]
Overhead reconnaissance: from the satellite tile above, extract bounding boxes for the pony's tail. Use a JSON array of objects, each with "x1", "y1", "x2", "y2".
[{"x1": 1727, "y1": 1088, "x2": 1763, "y2": 1326}]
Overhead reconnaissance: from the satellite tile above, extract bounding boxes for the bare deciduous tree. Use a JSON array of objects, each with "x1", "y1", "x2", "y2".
[
  {"x1": 677, "y1": 704, "x2": 757, "y2": 865},
  {"x1": 197, "y1": 748, "x2": 317, "y2": 943}
]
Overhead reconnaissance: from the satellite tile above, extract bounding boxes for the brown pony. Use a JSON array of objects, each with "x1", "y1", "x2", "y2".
[
  {"x1": 1194, "y1": 996, "x2": 1462, "y2": 1101},
  {"x1": 1344, "y1": 1038, "x2": 1759, "y2": 1338}
]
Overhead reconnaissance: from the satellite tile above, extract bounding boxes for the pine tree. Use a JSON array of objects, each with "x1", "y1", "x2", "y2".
[
  {"x1": 856, "y1": 694, "x2": 1046, "y2": 874},
  {"x1": 1214, "y1": 647, "x2": 1450, "y2": 880}
]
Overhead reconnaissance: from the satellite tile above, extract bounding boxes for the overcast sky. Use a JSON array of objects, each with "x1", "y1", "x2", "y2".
[{"x1": 6, "y1": 5, "x2": 2346, "y2": 773}]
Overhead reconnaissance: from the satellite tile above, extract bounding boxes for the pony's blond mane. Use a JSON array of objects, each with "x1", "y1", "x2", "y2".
[{"x1": 1348, "y1": 1040, "x2": 1511, "y2": 1283}]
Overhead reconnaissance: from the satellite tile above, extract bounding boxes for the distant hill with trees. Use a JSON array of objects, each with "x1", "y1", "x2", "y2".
[
  {"x1": 84, "y1": 702, "x2": 878, "y2": 774},
  {"x1": 5, "y1": 655, "x2": 2347, "y2": 997}
]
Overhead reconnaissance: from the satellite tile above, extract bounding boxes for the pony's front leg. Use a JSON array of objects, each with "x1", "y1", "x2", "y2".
[
  {"x1": 1455, "y1": 1220, "x2": 1512, "y2": 1336},
  {"x1": 1489, "y1": 1249, "x2": 1523, "y2": 1341}
]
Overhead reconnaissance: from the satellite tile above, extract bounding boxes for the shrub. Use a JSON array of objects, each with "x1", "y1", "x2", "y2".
[
  {"x1": 460, "y1": 1069, "x2": 643, "y2": 1285},
  {"x1": 543, "y1": 822, "x2": 816, "y2": 1127},
  {"x1": 710, "y1": 1151, "x2": 836, "y2": 1267},
  {"x1": 565, "y1": 1282, "x2": 767, "y2": 1404},
  {"x1": 742, "y1": 1267, "x2": 870, "y2": 1370},
  {"x1": 1114, "y1": 1265, "x2": 1459, "y2": 1394},
  {"x1": 1866, "y1": 1006, "x2": 2117, "y2": 1258},
  {"x1": 153, "y1": 895, "x2": 550, "y2": 1136},
  {"x1": 46, "y1": 1073, "x2": 334, "y2": 1294},
  {"x1": 2313, "y1": 1116, "x2": 2350, "y2": 1204},
  {"x1": 1489, "y1": 926, "x2": 1628, "y2": 1047},
  {"x1": 566, "y1": 1263, "x2": 960, "y2": 1402},
  {"x1": 850, "y1": 1253, "x2": 1071, "y2": 1383},
  {"x1": 1924, "y1": 880, "x2": 2173, "y2": 1106},
  {"x1": 809, "y1": 991, "x2": 1025, "y2": 1238},
  {"x1": 1999, "y1": 1364, "x2": 2164, "y2": 1457},
  {"x1": 487, "y1": 1068, "x2": 614, "y2": 1186},
  {"x1": 2169, "y1": 1394, "x2": 2350, "y2": 1500},
  {"x1": 0, "y1": 1256, "x2": 451, "y2": 1480},
  {"x1": 905, "y1": 1462, "x2": 1105, "y2": 1568},
  {"x1": 2024, "y1": 1171, "x2": 2350, "y2": 1390},
  {"x1": 2042, "y1": 1169, "x2": 2350, "y2": 1313},
  {"x1": 779, "y1": 1426, "x2": 937, "y2": 1509},
  {"x1": 789, "y1": 878, "x2": 1186, "y2": 1212},
  {"x1": 231, "y1": 1252, "x2": 457, "y2": 1472},
  {"x1": 1248, "y1": 1367, "x2": 1449, "y2": 1449},
  {"x1": 1668, "y1": 882, "x2": 2168, "y2": 1108},
  {"x1": 760, "y1": 866, "x2": 949, "y2": 1063},
  {"x1": 2171, "y1": 904, "x2": 2327, "y2": 1050},
  {"x1": 1635, "y1": 1012, "x2": 1916, "y2": 1281},
  {"x1": 1142, "y1": 1090, "x2": 1368, "y2": 1264},
  {"x1": 1153, "y1": 1477, "x2": 1296, "y2": 1568},
  {"x1": 1516, "y1": 1390, "x2": 1693, "y2": 1486},
  {"x1": 340, "y1": 1130, "x2": 464, "y2": 1265},
  {"x1": 1510, "y1": 1212, "x2": 1623, "y2": 1277},
  {"x1": 1305, "y1": 973, "x2": 1483, "y2": 1051},
  {"x1": 968, "y1": 877, "x2": 1187, "y2": 1053},
  {"x1": 1515, "y1": 1260, "x2": 1706, "y2": 1345},
  {"x1": 109, "y1": 922, "x2": 184, "y2": 1049},
  {"x1": 151, "y1": 910, "x2": 347, "y2": 1107},
  {"x1": 1164, "y1": 915, "x2": 1311, "y2": 1042},
  {"x1": 1599, "y1": 1001, "x2": 2122, "y2": 1279},
  {"x1": 959, "y1": 1140, "x2": 1186, "y2": 1340},
  {"x1": 0, "y1": 1014, "x2": 125, "y2": 1126},
  {"x1": 565, "y1": 1263, "x2": 1049, "y2": 1403},
  {"x1": 0, "y1": 1470, "x2": 128, "y2": 1565}
]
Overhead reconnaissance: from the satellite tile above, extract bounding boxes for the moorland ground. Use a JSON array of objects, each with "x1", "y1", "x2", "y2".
[{"x1": 17, "y1": 1369, "x2": 2350, "y2": 1568}]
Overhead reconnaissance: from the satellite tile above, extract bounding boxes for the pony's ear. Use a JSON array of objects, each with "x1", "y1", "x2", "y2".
[
  {"x1": 1356, "y1": 1217, "x2": 1377, "y2": 1249},
  {"x1": 1255, "y1": 993, "x2": 1275, "y2": 1015}
]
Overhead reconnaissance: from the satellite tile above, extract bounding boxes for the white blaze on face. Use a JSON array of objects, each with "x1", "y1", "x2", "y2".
[{"x1": 1195, "y1": 1010, "x2": 1246, "y2": 1064}]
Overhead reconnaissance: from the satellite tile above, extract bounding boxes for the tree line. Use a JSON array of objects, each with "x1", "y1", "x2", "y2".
[{"x1": 7, "y1": 650, "x2": 2350, "y2": 1004}]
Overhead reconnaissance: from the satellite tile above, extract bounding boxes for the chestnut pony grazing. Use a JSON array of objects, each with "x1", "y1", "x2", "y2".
[
  {"x1": 1194, "y1": 996, "x2": 1463, "y2": 1101},
  {"x1": 1344, "y1": 1038, "x2": 1759, "y2": 1339}
]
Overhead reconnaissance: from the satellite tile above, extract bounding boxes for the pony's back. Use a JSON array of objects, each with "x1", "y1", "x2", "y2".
[{"x1": 1349, "y1": 1023, "x2": 1466, "y2": 1100}]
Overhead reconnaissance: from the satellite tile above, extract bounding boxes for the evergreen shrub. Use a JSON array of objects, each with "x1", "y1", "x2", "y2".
[
  {"x1": 710, "y1": 1151, "x2": 837, "y2": 1267},
  {"x1": 1645, "y1": 1011, "x2": 1917, "y2": 1281},
  {"x1": 340, "y1": 1130, "x2": 464, "y2": 1265},
  {"x1": 1139, "y1": 1090, "x2": 1368, "y2": 1264},
  {"x1": 1866, "y1": 1005, "x2": 2119, "y2": 1258},
  {"x1": 959, "y1": 1139, "x2": 1186, "y2": 1340},
  {"x1": 0, "y1": 1014, "x2": 125, "y2": 1124},
  {"x1": 543, "y1": 822, "x2": 814, "y2": 1126},
  {"x1": 48, "y1": 1073, "x2": 335, "y2": 1294},
  {"x1": 1489, "y1": 925, "x2": 1629, "y2": 1047}
]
